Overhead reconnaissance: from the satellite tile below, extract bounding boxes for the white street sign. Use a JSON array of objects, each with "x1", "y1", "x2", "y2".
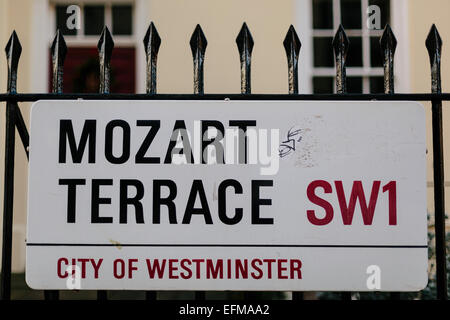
[{"x1": 26, "y1": 100, "x2": 427, "y2": 291}]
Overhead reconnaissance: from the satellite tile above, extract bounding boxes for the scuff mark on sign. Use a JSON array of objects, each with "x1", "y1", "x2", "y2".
[{"x1": 109, "y1": 239, "x2": 122, "y2": 250}]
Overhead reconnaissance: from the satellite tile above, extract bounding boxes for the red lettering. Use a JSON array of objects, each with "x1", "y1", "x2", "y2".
[
  {"x1": 383, "y1": 181, "x2": 397, "y2": 225},
  {"x1": 91, "y1": 258, "x2": 103, "y2": 279},
  {"x1": 78, "y1": 258, "x2": 89, "y2": 278},
  {"x1": 277, "y1": 259, "x2": 288, "y2": 279},
  {"x1": 235, "y1": 259, "x2": 248, "y2": 279},
  {"x1": 290, "y1": 259, "x2": 302, "y2": 279},
  {"x1": 146, "y1": 259, "x2": 166, "y2": 279},
  {"x1": 335, "y1": 180, "x2": 380, "y2": 225},
  {"x1": 192, "y1": 259, "x2": 204, "y2": 279},
  {"x1": 128, "y1": 259, "x2": 138, "y2": 279},
  {"x1": 306, "y1": 180, "x2": 334, "y2": 225},
  {"x1": 250, "y1": 259, "x2": 263, "y2": 279},
  {"x1": 263, "y1": 259, "x2": 276, "y2": 279},
  {"x1": 180, "y1": 259, "x2": 192, "y2": 279},
  {"x1": 113, "y1": 259, "x2": 125, "y2": 279},
  {"x1": 57, "y1": 258, "x2": 68, "y2": 278},
  {"x1": 168, "y1": 259, "x2": 179, "y2": 279},
  {"x1": 206, "y1": 259, "x2": 223, "y2": 279}
]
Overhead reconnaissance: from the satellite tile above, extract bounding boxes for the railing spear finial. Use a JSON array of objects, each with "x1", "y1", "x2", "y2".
[
  {"x1": 380, "y1": 24, "x2": 397, "y2": 94},
  {"x1": 51, "y1": 30, "x2": 67, "y2": 94},
  {"x1": 143, "y1": 22, "x2": 161, "y2": 94},
  {"x1": 236, "y1": 22, "x2": 254, "y2": 94},
  {"x1": 190, "y1": 24, "x2": 207, "y2": 95},
  {"x1": 426, "y1": 24, "x2": 442, "y2": 94},
  {"x1": 98, "y1": 26, "x2": 114, "y2": 94},
  {"x1": 332, "y1": 24, "x2": 349, "y2": 94},
  {"x1": 426, "y1": 23, "x2": 447, "y2": 301},
  {"x1": 283, "y1": 25, "x2": 301, "y2": 94},
  {"x1": 5, "y1": 31, "x2": 22, "y2": 94}
]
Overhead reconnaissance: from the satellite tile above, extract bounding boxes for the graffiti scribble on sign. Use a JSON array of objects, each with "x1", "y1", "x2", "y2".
[{"x1": 279, "y1": 126, "x2": 302, "y2": 158}]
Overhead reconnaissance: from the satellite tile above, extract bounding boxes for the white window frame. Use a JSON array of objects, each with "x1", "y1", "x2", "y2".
[
  {"x1": 49, "y1": 0, "x2": 136, "y2": 46},
  {"x1": 30, "y1": 0, "x2": 149, "y2": 93},
  {"x1": 295, "y1": 0, "x2": 410, "y2": 93}
]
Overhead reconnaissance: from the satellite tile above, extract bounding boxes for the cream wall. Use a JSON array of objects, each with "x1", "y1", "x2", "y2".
[
  {"x1": 149, "y1": 0, "x2": 295, "y2": 94},
  {"x1": 0, "y1": 0, "x2": 34, "y2": 272},
  {"x1": 408, "y1": 0, "x2": 450, "y2": 229}
]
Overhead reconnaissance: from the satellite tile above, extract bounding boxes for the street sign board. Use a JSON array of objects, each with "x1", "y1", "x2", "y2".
[{"x1": 26, "y1": 100, "x2": 427, "y2": 291}]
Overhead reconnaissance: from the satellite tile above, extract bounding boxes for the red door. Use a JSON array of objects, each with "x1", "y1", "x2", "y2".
[{"x1": 49, "y1": 47, "x2": 135, "y2": 93}]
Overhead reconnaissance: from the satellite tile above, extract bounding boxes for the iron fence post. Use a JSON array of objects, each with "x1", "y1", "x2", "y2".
[
  {"x1": 236, "y1": 23, "x2": 253, "y2": 94},
  {"x1": 284, "y1": 25, "x2": 303, "y2": 300},
  {"x1": 333, "y1": 24, "x2": 352, "y2": 300},
  {"x1": 41, "y1": 29, "x2": 68, "y2": 301},
  {"x1": 333, "y1": 24, "x2": 349, "y2": 95},
  {"x1": 191, "y1": 24, "x2": 207, "y2": 300},
  {"x1": 426, "y1": 24, "x2": 448, "y2": 301},
  {"x1": 190, "y1": 24, "x2": 207, "y2": 95},
  {"x1": 283, "y1": 25, "x2": 301, "y2": 95},
  {"x1": 1, "y1": 31, "x2": 21, "y2": 301},
  {"x1": 98, "y1": 26, "x2": 114, "y2": 94},
  {"x1": 143, "y1": 22, "x2": 160, "y2": 300},
  {"x1": 97, "y1": 26, "x2": 114, "y2": 300},
  {"x1": 380, "y1": 24, "x2": 396, "y2": 95},
  {"x1": 380, "y1": 24, "x2": 401, "y2": 300},
  {"x1": 144, "y1": 22, "x2": 161, "y2": 95}
]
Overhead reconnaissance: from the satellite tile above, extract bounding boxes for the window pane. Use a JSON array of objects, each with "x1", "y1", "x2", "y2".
[
  {"x1": 313, "y1": 76, "x2": 334, "y2": 93},
  {"x1": 313, "y1": 0, "x2": 333, "y2": 29},
  {"x1": 370, "y1": 76, "x2": 384, "y2": 93},
  {"x1": 347, "y1": 37, "x2": 362, "y2": 67},
  {"x1": 370, "y1": 37, "x2": 383, "y2": 67},
  {"x1": 56, "y1": 5, "x2": 77, "y2": 36},
  {"x1": 112, "y1": 5, "x2": 132, "y2": 35},
  {"x1": 313, "y1": 37, "x2": 334, "y2": 67},
  {"x1": 347, "y1": 76, "x2": 362, "y2": 93},
  {"x1": 341, "y1": 0, "x2": 362, "y2": 29},
  {"x1": 369, "y1": 0, "x2": 390, "y2": 28},
  {"x1": 84, "y1": 5, "x2": 104, "y2": 35}
]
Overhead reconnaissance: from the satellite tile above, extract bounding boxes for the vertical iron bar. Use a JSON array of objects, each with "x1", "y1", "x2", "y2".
[
  {"x1": 190, "y1": 24, "x2": 207, "y2": 95},
  {"x1": 333, "y1": 25, "x2": 351, "y2": 300},
  {"x1": 14, "y1": 105, "x2": 28, "y2": 160},
  {"x1": 426, "y1": 24, "x2": 447, "y2": 300},
  {"x1": 51, "y1": 30, "x2": 67, "y2": 94},
  {"x1": 145, "y1": 291, "x2": 157, "y2": 300},
  {"x1": 1, "y1": 31, "x2": 21, "y2": 301},
  {"x1": 98, "y1": 26, "x2": 114, "y2": 94},
  {"x1": 195, "y1": 291, "x2": 206, "y2": 300},
  {"x1": 380, "y1": 24, "x2": 397, "y2": 95},
  {"x1": 284, "y1": 25, "x2": 304, "y2": 300},
  {"x1": 292, "y1": 292, "x2": 304, "y2": 300},
  {"x1": 332, "y1": 24, "x2": 349, "y2": 94},
  {"x1": 143, "y1": 22, "x2": 160, "y2": 300},
  {"x1": 97, "y1": 26, "x2": 114, "y2": 300},
  {"x1": 236, "y1": 23, "x2": 254, "y2": 94},
  {"x1": 143, "y1": 22, "x2": 161, "y2": 94},
  {"x1": 41, "y1": 30, "x2": 68, "y2": 301},
  {"x1": 190, "y1": 24, "x2": 208, "y2": 300},
  {"x1": 380, "y1": 24, "x2": 400, "y2": 300},
  {"x1": 236, "y1": 22, "x2": 254, "y2": 299},
  {"x1": 283, "y1": 25, "x2": 301, "y2": 95}
]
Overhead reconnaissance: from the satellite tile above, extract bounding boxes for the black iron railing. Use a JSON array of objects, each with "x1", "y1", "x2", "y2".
[{"x1": 0, "y1": 22, "x2": 448, "y2": 301}]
